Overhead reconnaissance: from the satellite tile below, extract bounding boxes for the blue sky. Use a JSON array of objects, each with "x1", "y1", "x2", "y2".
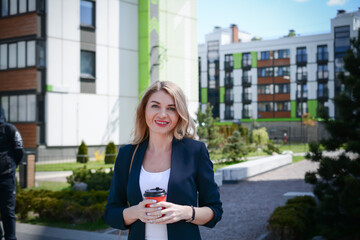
[{"x1": 197, "y1": 0, "x2": 359, "y2": 43}]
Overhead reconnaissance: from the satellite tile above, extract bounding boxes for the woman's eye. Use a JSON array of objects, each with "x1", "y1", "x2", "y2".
[
  {"x1": 168, "y1": 107, "x2": 176, "y2": 111},
  {"x1": 151, "y1": 105, "x2": 159, "y2": 108}
]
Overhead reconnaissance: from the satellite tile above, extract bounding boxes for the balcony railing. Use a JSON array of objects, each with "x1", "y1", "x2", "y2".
[
  {"x1": 225, "y1": 61, "x2": 233, "y2": 70},
  {"x1": 317, "y1": 52, "x2": 329, "y2": 62},
  {"x1": 225, "y1": 93, "x2": 234, "y2": 104},
  {"x1": 317, "y1": 88, "x2": 329, "y2": 99},
  {"x1": 296, "y1": 108, "x2": 308, "y2": 117},
  {"x1": 317, "y1": 71, "x2": 329, "y2": 81},
  {"x1": 224, "y1": 77, "x2": 233, "y2": 88},
  {"x1": 224, "y1": 110, "x2": 234, "y2": 120},
  {"x1": 296, "y1": 54, "x2": 307, "y2": 65},
  {"x1": 242, "y1": 75, "x2": 252, "y2": 86},
  {"x1": 242, "y1": 93, "x2": 252, "y2": 103},
  {"x1": 296, "y1": 90, "x2": 308, "y2": 99},
  {"x1": 296, "y1": 72, "x2": 308, "y2": 81},
  {"x1": 242, "y1": 109, "x2": 252, "y2": 119}
]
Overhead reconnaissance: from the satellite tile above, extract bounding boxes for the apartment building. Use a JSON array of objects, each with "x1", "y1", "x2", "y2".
[
  {"x1": 0, "y1": 0, "x2": 198, "y2": 160},
  {"x1": 198, "y1": 9, "x2": 360, "y2": 141}
]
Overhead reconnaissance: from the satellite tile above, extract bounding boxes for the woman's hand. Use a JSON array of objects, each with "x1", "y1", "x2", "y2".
[
  {"x1": 149, "y1": 202, "x2": 192, "y2": 224},
  {"x1": 124, "y1": 199, "x2": 164, "y2": 225}
]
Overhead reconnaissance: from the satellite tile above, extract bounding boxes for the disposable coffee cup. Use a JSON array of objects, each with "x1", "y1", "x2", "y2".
[{"x1": 144, "y1": 187, "x2": 167, "y2": 208}]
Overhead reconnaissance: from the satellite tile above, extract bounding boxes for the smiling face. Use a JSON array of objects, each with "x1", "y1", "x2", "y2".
[{"x1": 145, "y1": 90, "x2": 180, "y2": 138}]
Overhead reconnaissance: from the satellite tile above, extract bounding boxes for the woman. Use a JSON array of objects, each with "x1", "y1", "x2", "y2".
[{"x1": 105, "y1": 81, "x2": 222, "y2": 240}]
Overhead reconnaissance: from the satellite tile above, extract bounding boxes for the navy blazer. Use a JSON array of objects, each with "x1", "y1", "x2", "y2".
[{"x1": 105, "y1": 138, "x2": 222, "y2": 240}]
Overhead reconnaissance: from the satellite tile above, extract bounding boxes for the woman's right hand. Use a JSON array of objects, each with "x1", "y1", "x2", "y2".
[{"x1": 123, "y1": 199, "x2": 162, "y2": 225}]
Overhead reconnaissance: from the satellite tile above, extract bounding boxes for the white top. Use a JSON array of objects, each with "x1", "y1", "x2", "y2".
[{"x1": 139, "y1": 165, "x2": 171, "y2": 240}]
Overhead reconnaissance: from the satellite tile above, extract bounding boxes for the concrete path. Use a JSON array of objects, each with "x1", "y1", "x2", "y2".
[{"x1": 12, "y1": 159, "x2": 318, "y2": 240}]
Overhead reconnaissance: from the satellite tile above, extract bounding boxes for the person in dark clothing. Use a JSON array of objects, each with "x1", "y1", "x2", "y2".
[{"x1": 0, "y1": 108, "x2": 24, "y2": 240}]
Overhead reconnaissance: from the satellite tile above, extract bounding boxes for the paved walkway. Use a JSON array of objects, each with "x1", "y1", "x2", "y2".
[{"x1": 11, "y1": 159, "x2": 318, "y2": 240}]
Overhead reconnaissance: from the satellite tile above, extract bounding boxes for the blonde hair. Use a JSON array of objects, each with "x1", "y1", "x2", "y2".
[{"x1": 132, "y1": 81, "x2": 196, "y2": 144}]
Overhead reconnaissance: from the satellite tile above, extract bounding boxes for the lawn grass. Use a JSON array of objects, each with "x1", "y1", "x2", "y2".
[
  {"x1": 27, "y1": 181, "x2": 71, "y2": 191},
  {"x1": 21, "y1": 218, "x2": 108, "y2": 231},
  {"x1": 292, "y1": 155, "x2": 306, "y2": 163},
  {"x1": 35, "y1": 161, "x2": 114, "y2": 172}
]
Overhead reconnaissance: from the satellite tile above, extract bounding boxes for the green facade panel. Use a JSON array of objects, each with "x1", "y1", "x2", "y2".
[
  {"x1": 233, "y1": 53, "x2": 242, "y2": 69},
  {"x1": 201, "y1": 88, "x2": 208, "y2": 104},
  {"x1": 251, "y1": 52, "x2": 257, "y2": 68},
  {"x1": 291, "y1": 100, "x2": 296, "y2": 118},
  {"x1": 220, "y1": 87, "x2": 225, "y2": 103},
  {"x1": 307, "y1": 100, "x2": 318, "y2": 118}
]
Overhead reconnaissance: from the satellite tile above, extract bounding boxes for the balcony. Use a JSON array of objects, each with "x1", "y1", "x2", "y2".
[
  {"x1": 225, "y1": 61, "x2": 233, "y2": 70},
  {"x1": 317, "y1": 88, "x2": 329, "y2": 100},
  {"x1": 242, "y1": 75, "x2": 252, "y2": 87},
  {"x1": 296, "y1": 72, "x2": 307, "y2": 82},
  {"x1": 317, "y1": 52, "x2": 329, "y2": 63},
  {"x1": 225, "y1": 93, "x2": 234, "y2": 105},
  {"x1": 224, "y1": 77, "x2": 233, "y2": 88},
  {"x1": 242, "y1": 93, "x2": 252, "y2": 104},
  {"x1": 296, "y1": 108, "x2": 308, "y2": 118},
  {"x1": 224, "y1": 110, "x2": 234, "y2": 120},
  {"x1": 242, "y1": 59, "x2": 252, "y2": 69},
  {"x1": 242, "y1": 109, "x2": 252, "y2": 119},
  {"x1": 296, "y1": 90, "x2": 308, "y2": 99},
  {"x1": 296, "y1": 54, "x2": 307, "y2": 65},
  {"x1": 317, "y1": 71, "x2": 329, "y2": 81}
]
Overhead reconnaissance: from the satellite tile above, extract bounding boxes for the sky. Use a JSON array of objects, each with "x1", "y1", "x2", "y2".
[{"x1": 197, "y1": 0, "x2": 359, "y2": 43}]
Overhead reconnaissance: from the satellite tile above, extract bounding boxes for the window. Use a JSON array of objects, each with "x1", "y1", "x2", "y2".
[
  {"x1": 260, "y1": 51, "x2": 270, "y2": 60},
  {"x1": 80, "y1": 0, "x2": 95, "y2": 28},
  {"x1": 274, "y1": 102, "x2": 290, "y2": 111},
  {"x1": 296, "y1": 101, "x2": 308, "y2": 117},
  {"x1": 81, "y1": 50, "x2": 96, "y2": 94},
  {"x1": 318, "y1": 83, "x2": 328, "y2": 98},
  {"x1": 1, "y1": 95, "x2": 36, "y2": 122},
  {"x1": 1, "y1": 0, "x2": 40, "y2": 17},
  {"x1": 274, "y1": 66, "x2": 290, "y2": 77},
  {"x1": 258, "y1": 67, "x2": 273, "y2": 77},
  {"x1": 296, "y1": 84, "x2": 308, "y2": 98},
  {"x1": 258, "y1": 102, "x2": 273, "y2": 112},
  {"x1": 242, "y1": 53, "x2": 251, "y2": 67},
  {"x1": 296, "y1": 66, "x2": 307, "y2": 81},
  {"x1": 274, "y1": 49, "x2": 290, "y2": 59},
  {"x1": 317, "y1": 45, "x2": 328, "y2": 62},
  {"x1": 243, "y1": 104, "x2": 252, "y2": 118},
  {"x1": 224, "y1": 54, "x2": 233, "y2": 68},
  {"x1": 0, "y1": 40, "x2": 37, "y2": 70},
  {"x1": 296, "y1": 47, "x2": 307, "y2": 64},
  {"x1": 258, "y1": 84, "x2": 273, "y2": 94},
  {"x1": 275, "y1": 84, "x2": 290, "y2": 94}
]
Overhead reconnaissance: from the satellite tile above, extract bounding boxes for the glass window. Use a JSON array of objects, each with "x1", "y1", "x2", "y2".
[
  {"x1": 27, "y1": 41, "x2": 36, "y2": 66},
  {"x1": 38, "y1": 40, "x2": 46, "y2": 67},
  {"x1": 9, "y1": 96, "x2": 18, "y2": 122},
  {"x1": 260, "y1": 51, "x2": 269, "y2": 60},
  {"x1": 80, "y1": 0, "x2": 95, "y2": 27},
  {"x1": 19, "y1": 0, "x2": 27, "y2": 13},
  {"x1": 81, "y1": 51, "x2": 95, "y2": 77},
  {"x1": 28, "y1": 0, "x2": 36, "y2": 11},
  {"x1": 18, "y1": 95, "x2": 27, "y2": 122},
  {"x1": 1, "y1": 96, "x2": 9, "y2": 120},
  {"x1": 17, "y1": 41, "x2": 26, "y2": 68},
  {"x1": 10, "y1": 0, "x2": 17, "y2": 15},
  {"x1": 0, "y1": 44, "x2": 7, "y2": 70},
  {"x1": 1, "y1": 0, "x2": 9, "y2": 16},
  {"x1": 27, "y1": 95, "x2": 36, "y2": 121},
  {"x1": 258, "y1": 102, "x2": 273, "y2": 112},
  {"x1": 9, "y1": 43, "x2": 17, "y2": 68}
]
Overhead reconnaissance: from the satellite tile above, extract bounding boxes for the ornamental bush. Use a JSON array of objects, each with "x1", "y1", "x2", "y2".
[
  {"x1": 104, "y1": 141, "x2": 117, "y2": 164},
  {"x1": 77, "y1": 141, "x2": 89, "y2": 163},
  {"x1": 66, "y1": 166, "x2": 113, "y2": 191}
]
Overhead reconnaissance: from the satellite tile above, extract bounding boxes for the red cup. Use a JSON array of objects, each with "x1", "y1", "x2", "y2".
[{"x1": 144, "y1": 187, "x2": 167, "y2": 213}]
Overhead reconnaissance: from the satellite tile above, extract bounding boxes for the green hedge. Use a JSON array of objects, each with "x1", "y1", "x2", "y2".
[
  {"x1": 16, "y1": 189, "x2": 108, "y2": 223},
  {"x1": 267, "y1": 196, "x2": 317, "y2": 240}
]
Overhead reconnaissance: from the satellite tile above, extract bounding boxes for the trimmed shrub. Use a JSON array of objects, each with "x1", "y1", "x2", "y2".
[
  {"x1": 264, "y1": 141, "x2": 281, "y2": 155},
  {"x1": 252, "y1": 127, "x2": 269, "y2": 147},
  {"x1": 77, "y1": 141, "x2": 89, "y2": 163},
  {"x1": 66, "y1": 166, "x2": 113, "y2": 191},
  {"x1": 104, "y1": 142, "x2": 117, "y2": 164},
  {"x1": 267, "y1": 196, "x2": 317, "y2": 240}
]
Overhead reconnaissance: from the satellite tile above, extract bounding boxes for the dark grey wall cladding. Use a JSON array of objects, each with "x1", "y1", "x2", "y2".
[
  {"x1": 81, "y1": 30, "x2": 96, "y2": 45},
  {"x1": 80, "y1": 79, "x2": 96, "y2": 94}
]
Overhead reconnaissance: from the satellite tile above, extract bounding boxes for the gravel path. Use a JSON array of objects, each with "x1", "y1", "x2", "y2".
[{"x1": 200, "y1": 160, "x2": 319, "y2": 240}]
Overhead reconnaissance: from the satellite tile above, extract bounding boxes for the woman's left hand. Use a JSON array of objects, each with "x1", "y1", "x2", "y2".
[{"x1": 149, "y1": 202, "x2": 192, "y2": 224}]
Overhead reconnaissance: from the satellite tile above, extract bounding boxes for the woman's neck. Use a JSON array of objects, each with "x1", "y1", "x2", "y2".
[{"x1": 148, "y1": 133, "x2": 173, "y2": 153}]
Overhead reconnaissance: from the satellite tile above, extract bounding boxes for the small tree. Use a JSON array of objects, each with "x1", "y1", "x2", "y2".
[
  {"x1": 104, "y1": 142, "x2": 117, "y2": 164},
  {"x1": 77, "y1": 141, "x2": 89, "y2": 163},
  {"x1": 195, "y1": 103, "x2": 223, "y2": 149},
  {"x1": 223, "y1": 131, "x2": 249, "y2": 162},
  {"x1": 304, "y1": 31, "x2": 360, "y2": 239},
  {"x1": 252, "y1": 127, "x2": 269, "y2": 148},
  {"x1": 239, "y1": 124, "x2": 250, "y2": 144}
]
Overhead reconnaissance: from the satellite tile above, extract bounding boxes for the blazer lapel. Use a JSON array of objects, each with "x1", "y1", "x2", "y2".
[
  {"x1": 128, "y1": 139, "x2": 149, "y2": 205},
  {"x1": 166, "y1": 138, "x2": 180, "y2": 203}
]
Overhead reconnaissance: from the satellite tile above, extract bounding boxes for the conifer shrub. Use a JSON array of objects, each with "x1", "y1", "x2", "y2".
[
  {"x1": 104, "y1": 141, "x2": 117, "y2": 164},
  {"x1": 77, "y1": 141, "x2": 89, "y2": 163}
]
